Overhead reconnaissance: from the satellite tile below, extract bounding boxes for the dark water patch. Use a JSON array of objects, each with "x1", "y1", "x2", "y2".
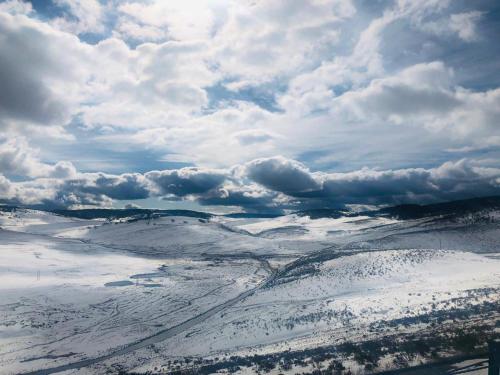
[
  {"x1": 104, "y1": 280, "x2": 133, "y2": 287},
  {"x1": 326, "y1": 230, "x2": 345, "y2": 235},
  {"x1": 130, "y1": 272, "x2": 167, "y2": 279}
]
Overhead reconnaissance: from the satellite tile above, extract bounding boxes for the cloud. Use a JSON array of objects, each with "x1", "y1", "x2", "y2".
[
  {"x1": 116, "y1": 0, "x2": 215, "y2": 42},
  {"x1": 0, "y1": 0, "x2": 32, "y2": 15},
  {"x1": 315, "y1": 159, "x2": 500, "y2": 205},
  {"x1": 124, "y1": 203, "x2": 141, "y2": 209},
  {"x1": 281, "y1": 59, "x2": 499, "y2": 150},
  {"x1": 0, "y1": 137, "x2": 76, "y2": 179},
  {"x1": 239, "y1": 156, "x2": 500, "y2": 208},
  {"x1": 1, "y1": 155, "x2": 499, "y2": 210},
  {"x1": 283, "y1": 58, "x2": 458, "y2": 118},
  {"x1": 0, "y1": 12, "x2": 90, "y2": 130},
  {"x1": 335, "y1": 61, "x2": 460, "y2": 120},
  {"x1": 51, "y1": 0, "x2": 105, "y2": 35},
  {"x1": 155, "y1": 81, "x2": 208, "y2": 108},
  {"x1": 244, "y1": 156, "x2": 321, "y2": 195},
  {"x1": 213, "y1": 0, "x2": 355, "y2": 86},
  {"x1": 0, "y1": 10, "x2": 215, "y2": 136},
  {"x1": 0, "y1": 0, "x2": 498, "y2": 213},
  {"x1": 196, "y1": 182, "x2": 281, "y2": 212},
  {"x1": 417, "y1": 10, "x2": 483, "y2": 42},
  {"x1": 95, "y1": 100, "x2": 280, "y2": 168},
  {"x1": 277, "y1": 0, "x2": 470, "y2": 115},
  {"x1": 146, "y1": 168, "x2": 227, "y2": 197},
  {"x1": 69, "y1": 173, "x2": 151, "y2": 200},
  {"x1": 79, "y1": 39, "x2": 217, "y2": 130},
  {"x1": 0, "y1": 176, "x2": 60, "y2": 207},
  {"x1": 233, "y1": 129, "x2": 275, "y2": 145},
  {"x1": 113, "y1": 0, "x2": 356, "y2": 88},
  {"x1": 449, "y1": 11, "x2": 483, "y2": 42},
  {"x1": 8, "y1": 172, "x2": 151, "y2": 209},
  {"x1": 0, "y1": 174, "x2": 14, "y2": 199}
]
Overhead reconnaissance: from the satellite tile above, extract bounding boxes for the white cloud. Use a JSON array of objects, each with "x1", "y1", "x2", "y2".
[
  {"x1": 0, "y1": 0, "x2": 32, "y2": 15},
  {"x1": 0, "y1": 174, "x2": 14, "y2": 199},
  {"x1": 279, "y1": 59, "x2": 500, "y2": 153},
  {"x1": 416, "y1": 10, "x2": 483, "y2": 42},
  {"x1": 213, "y1": 0, "x2": 354, "y2": 86},
  {"x1": 233, "y1": 129, "x2": 275, "y2": 145},
  {"x1": 449, "y1": 11, "x2": 483, "y2": 42},
  {"x1": 0, "y1": 0, "x2": 498, "y2": 211},
  {"x1": 334, "y1": 61, "x2": 459, "y2": 120},
  {"x1": 116, "y1": 0, "x2": 216, "y2": 42},
  {"x1": 80, "y1": 39, "x2": 217, "y2": 129},
  {"x1": 0, "y1": 10, "x2": 217, "y2": 136},
  {"x1": 0, "y1": 137, "x2": 76, "y2": 179},
  {"x1": 51, "y1": 0, "x2": 105, "y2": 35}
]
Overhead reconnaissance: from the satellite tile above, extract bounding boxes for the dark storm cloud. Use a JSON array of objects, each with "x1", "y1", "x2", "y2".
[
  {"x1": 196, "y1": 185, "x2": 280, "y2": 212},
  {"x1": 0, "y1": 13, "x2": 79, "y2": 128},
  {"x1": 2, "y1": 157, "x2": 500, "y2": 210},
  {"x1": 145, "y1": 168, "x2": 227, "y2": 196},
  {"x1": 244, "y1": 156, "x2": 321, "y2": 195},
  {"x1": 240, "y1": 157, "x2": 500, "y2": 208},
  {"x1": 307, "y1": 159, "x2": 500, "y2": 206},
  {"x1": 75, "y1": 173, "x2": 151, "y2": 200},
  {"x1": 35, "y1": 173, "x2": 152, "y2": 209}
]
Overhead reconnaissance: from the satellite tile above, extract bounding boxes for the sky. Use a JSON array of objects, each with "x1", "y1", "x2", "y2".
[{"x1": 0, "y1": 0, "x2": 499, "y2": 213}]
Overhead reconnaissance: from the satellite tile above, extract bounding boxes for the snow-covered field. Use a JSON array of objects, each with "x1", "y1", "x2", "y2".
[
  {"x1": 167, "y1": 249, "x2": 498, "y2": 355},
  {"x1": 0, "y1": 207, "x2": 499, "y2": 374}
]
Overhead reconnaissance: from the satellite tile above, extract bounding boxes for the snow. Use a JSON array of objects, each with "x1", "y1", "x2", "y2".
[
  {"x1": 227, "y1": 214, "x2": 398, "y2": 240},
  {"x1": 0, "y1": 215, "x2": 269, "y2": 374},
  {"x1": 149, "y1": 249, "x2": 499, "y2": 359},
  {"x1": 0, "y1": 209, "x2": 96, "y2": 236},
  {"x1": 57, "y1": 216, "x2": 301, "y2": 258},
  {"x1": 0, "y1": 207, "x2": 499, "y2": 374}
]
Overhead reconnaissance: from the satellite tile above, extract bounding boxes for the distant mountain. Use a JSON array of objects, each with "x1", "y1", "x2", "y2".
[
  {"x1": 373, "y1": 195, "x2": 500, "y2": 220},
  {"x1": 224, "y1": 212, "x2": 283, "y2": 219},
  {"x1": 293, "y1": 208, "x2": 355, "y2": 219},
  {"x1": 49, "y1": 208, "x2": 213, "y2": 220},
  {"x1": 3, "y1": 195, "x2": 500, "y2": 222},
  {"x1": 293, "y1": 196, "x2": 500, "y2": 220},
  {"x1": 0, "y1": 205, "x2": 17, "y2": 213}
]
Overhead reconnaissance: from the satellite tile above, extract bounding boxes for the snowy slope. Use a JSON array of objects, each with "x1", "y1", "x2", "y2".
[
  {"x1": 223, "y1": 214, "x2": 398, "y2": 240},
  {"x1": 0, "y1": 206, "x2": 499, "y2": 374},
  {"x1": 0, "y1": 208, "x2": 97, "y2": 236},
  {"x1": 150, "y1": 249, "x2": 500, "y2": 358},
  {"x1": 0, "y1": 226, "x2": 269, "y2": 374},
  {"x1": 58, "y1": 215, "x2": 310, "y2": 258}
]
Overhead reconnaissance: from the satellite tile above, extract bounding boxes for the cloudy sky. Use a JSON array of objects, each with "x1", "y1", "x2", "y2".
[{"x1": 0, "y1": 0, "x2": 499, "y2": 213}]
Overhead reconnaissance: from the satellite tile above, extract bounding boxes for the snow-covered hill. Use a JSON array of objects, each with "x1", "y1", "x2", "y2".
[
  {"x1": 0, "y1": 208, "x2": 97, "y2": 236},
  {"x1": 0, "y1": 202, "x2": 499, "y2": 374},
  {"x1": 150, "y1": 249, "x2": 499, "y2": 355}
]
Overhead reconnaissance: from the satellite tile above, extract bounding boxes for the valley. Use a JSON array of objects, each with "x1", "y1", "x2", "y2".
[{"x1": 0, "y1": 198, "x2": 499, "y2": 374}]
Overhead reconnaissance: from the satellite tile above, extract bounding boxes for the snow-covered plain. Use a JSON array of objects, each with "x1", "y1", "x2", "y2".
[{"x1": 0, "y1": 207, "x2": 499, "y2": 374}]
